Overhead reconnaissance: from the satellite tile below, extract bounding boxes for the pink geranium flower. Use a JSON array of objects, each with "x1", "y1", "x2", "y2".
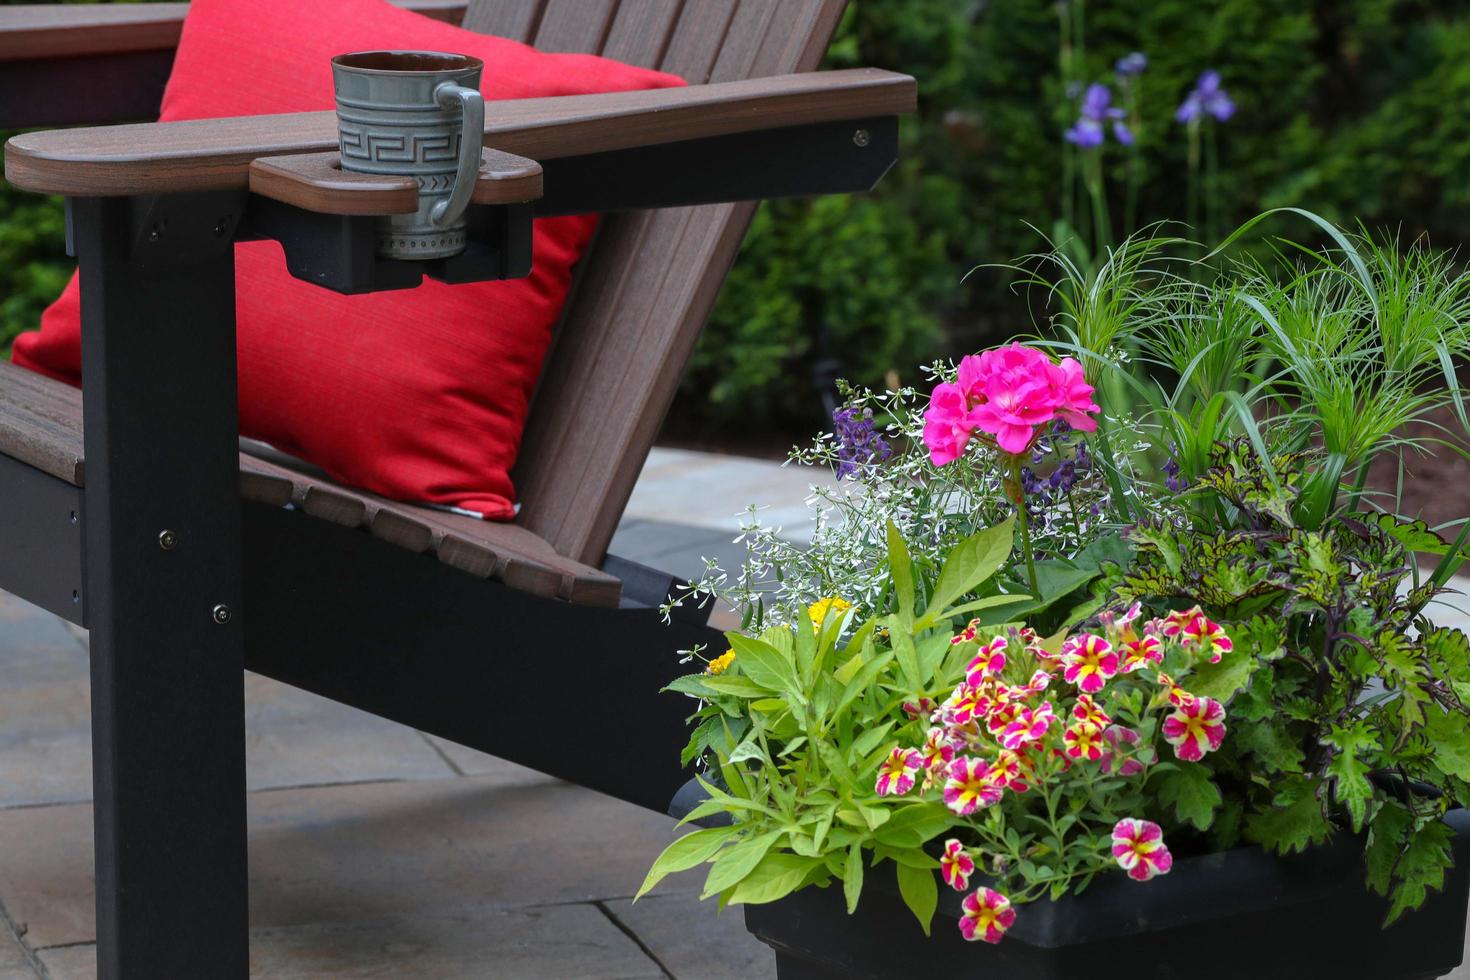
[
  {"x1": 922, "y1": 382, "x2": 980, "y2": 466},
  {"x1": 940, "y1": 839, "x2": 976, "y2": 891},
  {"x1": 959, "y1": 887, "x2": 1017, "y2": 943},
  {"x1": 944, "y1": 757, "x2": 1004, "y2": 815},
  {"x1": 875, "y1": 747, "x2": 921, "y2": 796},
  {"x1": 1060, "y1": 634, "x2": 1119, "y2": 694},
  {"x1": 1163, "y1": 696, "x2": 1227, "y2": 761},
  {"x1": 923, "y1": 344, "x2": 1099, "y2": 464},
  {"x1": 1111, "y1": 819, "x2": 1174, "y2": 881}
]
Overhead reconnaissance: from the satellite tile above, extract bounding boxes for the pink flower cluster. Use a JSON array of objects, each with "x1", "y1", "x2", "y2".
[
  {"x1": 870, "y1": 604, "x2": 1234, "y2": 944},
  {"x1": 922, "y1": 344, "x2": 1100, "y2": 464}
]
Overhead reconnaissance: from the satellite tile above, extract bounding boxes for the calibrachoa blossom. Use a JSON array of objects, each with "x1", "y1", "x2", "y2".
[
  {"x1": 944, "y1": 757, "x2": 1003, "y2": 816},
  {"x1": 1100, "y1": 725, "x2": 1145, "y2": 777},
  {"x1": 1179, "y1": 612, "x2": 1232, "y2": 664},
  {"x1": 966, "y1": 637, "x2": 1008, "y2": 683},
  {"x1": 1120, "y1": 634, "x2": 1163, "y2": 673},
  {"x1": 875, "y1": 747, "x2": 920, "y2": 796},
  {"x1": 1072, "y1": 693, "x2": 1111, "y2": 728},
  {"x1": 1060, "y1": 634, "x2": 1119, "y2": 694},
  {"x1": 1000, "y1": 702, "x2": 1055, "y2": 750},
  {"x1": 945, "y1": 684, "x2": 990, "y2": 727},
  {"x1": 991, "y1": 748, "x2": 1035, "y2": 793},
  {"x1": 940, "y1": 839, "x2": 976, "y2": 891},
  {"x1": 1163, "y1": 696, "x2": 1227, "y2": 762},
  {"x1": 959, "y1": 887, "x2": 1016, "y2": 944},
  {"x1": 1063, "y1": 722, "x2": 1107, "y2": 761},
  {"x1": 1156, "y1": 671, "x2": 1196, "y2": 708},
  {"x1": 923, "y1": 344, "x2": 1098, "y2": 463},
  {"x1": 1111, "y1": 819, "x2": 1174, "y2": 882},
  {"x1": 918, "y1": 726, "x2": 956, "y2": 778}
]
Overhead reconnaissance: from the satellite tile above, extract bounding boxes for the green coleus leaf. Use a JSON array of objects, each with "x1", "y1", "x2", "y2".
[
  {"x1": 1234, "y1": 717, "x2": 1306, "y2": 773},
  {"x1": 1125, "y1": 518, "x2": 1185, "y2": 576},
  {"x1": 1322, "y1": 720, "x2": 1379, "y2": 832},
  {"x1": 1245, "y1": 775, "x2": 1332, "y2": 855},
  {"x1": 1379, "y1": 816, "x2": 1456, "y2": 925},
  {"x1": 1154, "y1": 762, "x2": 1222, "y2": 831},
  {"x1": 1365, "y1": 801, "x2": 1413, "y2": 898},
  {"x1": 1365, "y1": 513, "x2": 1449, "y2": 556},
  {"x1": 1424, "y1": 707, "x2": 1470, "y2": 783}
]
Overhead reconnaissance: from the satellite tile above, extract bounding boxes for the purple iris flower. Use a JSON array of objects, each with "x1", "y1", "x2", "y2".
[
  {"x1": 1176, "y1": 70, "x2": 1235, "y2": 124},
  {"x1": 1065, "y1": 83, "x2": 1133, "y2": 148},
  {"x1": 1115, "y1": 52, "x2": 1147, "y2": 77}
]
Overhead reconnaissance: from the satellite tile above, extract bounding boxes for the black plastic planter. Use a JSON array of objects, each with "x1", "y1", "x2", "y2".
[{"x1": 743, "y1": 810, "x2": 1470, "y2": 980}]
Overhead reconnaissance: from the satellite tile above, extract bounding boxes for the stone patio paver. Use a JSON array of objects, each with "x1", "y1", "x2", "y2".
[
  {"x1": 603, "y1": 891, "x2": 771, "y2": 980},
  {"x1": 0, "y1": 925, "x2": 35, "y2": 980}
]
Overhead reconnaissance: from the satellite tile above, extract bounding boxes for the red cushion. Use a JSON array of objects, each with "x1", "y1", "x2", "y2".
[{"x1": 12, "y1": 0, "x2": 682, "y2": 519}]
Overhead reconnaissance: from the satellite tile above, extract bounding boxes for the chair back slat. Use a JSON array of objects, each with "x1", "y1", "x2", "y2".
[
  {"x1": 529, "y1": 0, "x2": 620, "y2": 53},
  {"x1": 460, "y1": 0, "x2": 545, "y2": 40},
  {"x1": 458, "y1": 0, "x2": 847, "y2": 565},
  {"x1": 599, "y1": 0, "x2": 690, "y2": 69}
]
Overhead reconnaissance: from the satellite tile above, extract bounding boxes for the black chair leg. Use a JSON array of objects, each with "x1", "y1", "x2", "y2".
[{"x1": 74, "y1": 194, "x2": 251, "y2": 979}]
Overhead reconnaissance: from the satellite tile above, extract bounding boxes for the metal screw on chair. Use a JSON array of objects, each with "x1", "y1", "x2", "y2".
[
  {"x1": 158, "y1": 529, "x2": 178, "y2": 551},
  {"x1": 853, "y1": 129, "x2": 871, "y2": 147},
  {"x1": 212, "y1": 604, "x2": 233, "y2": 625},
  {"x1": 213, "y1": 218, "x2": 230, "y2": 237},
  {"x1": 148, "y1": 224, "x2": 163, "y2": 242}
]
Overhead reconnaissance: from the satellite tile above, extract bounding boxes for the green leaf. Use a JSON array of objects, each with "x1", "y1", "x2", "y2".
[
  {"x1": 1322, "y1": 720, "x2": 1380, "y2": 832},
  {"x1": 727, "y1": 853, "x2": 822, "y2": 906},
  {"x1": 1186, "y1": 640, "x2": 1257, "y2": 704},
  {"x1": 832, "y1": 650, "x2": 895, "y2": 722},
  {"x1": 895, "y1": 862, "x2": 938, "y2": 936},
  {"x1": 851, "y1": 721, "x2": 895, "y2": 759},
  {"x1": 726, "y1": 634, "x2": 803, "y2": 703},
  {"x1": 663, "y1": 674, "x2": 718, "y2": 697},
  {"x1": 636, "y1": 826, "x2": 740, "y2": 899},
  {"x1": 702, "y1": 830, "x2": 783, "y2": 899},
  {"x1": 889, "y1": 617, "x2": 922, "y2": 693},
  {"x1": 887, "y1": 521, "x2": 915, "y2": 628},
  {"x1": 921, "y1": 517, "x2": 1015, "y2": 626},
  {"x1": 1426, "y1": 708, "x2": 1470, "y2": 782},
  {"x1": 1386, "y1": 821, "x2": 1456, "y2": 924},
  {"x1": 1245, "y1": 776, "x2": 1332, "y2": 855},
  {"x1": 699, "y1": 675, "x2": 776, "y2": 698},
  {"x1": 1234, "y1": 718, "x2": 1305, "y2": 773},
  {"x1": 1154, "y1": 763, "x2": 1222, "y2": 831},
  {"x1": 926, "y1": 592, "x2": 1032, "y2": 625},
  {"x1": 843, "y1": 843, "x2": 864, "y2": 914},
  {"x1": 1366, "y1": 801, "x2": 1413, "y2": 897},
  {"x1": 872, "y1": 803, "x2": 956, "y2": 848}
]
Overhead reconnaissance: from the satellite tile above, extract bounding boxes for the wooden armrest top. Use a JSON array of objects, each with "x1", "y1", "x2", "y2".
[
  {"x1": 0, "y1": 1, "x2": 466, "y2": 62},
  {"x1": 4, "y1": 68, "x2": 916, "y2": 198}
]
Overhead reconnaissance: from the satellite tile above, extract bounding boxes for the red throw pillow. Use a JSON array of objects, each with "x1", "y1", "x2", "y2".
[{"x1": 12, "y1": 0, "x2": 683, "y2": 519}]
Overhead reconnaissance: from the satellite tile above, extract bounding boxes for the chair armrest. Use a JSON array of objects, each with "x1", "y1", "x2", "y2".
[
  {"x1": 3, "y1": 68, "x2": 917, "y2": 199},
  {"x1": 0, "y1": 1, "x2": 466, "y2": 62}
]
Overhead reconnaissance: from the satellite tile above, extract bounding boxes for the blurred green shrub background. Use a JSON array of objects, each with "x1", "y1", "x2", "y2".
[{"x1": 5, "y1": 0, "x2": 1470, "y2": 441}]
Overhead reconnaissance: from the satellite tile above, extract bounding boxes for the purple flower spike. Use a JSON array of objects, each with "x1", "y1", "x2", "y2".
[
  {"x1": 831, "y1": 406, "x2": 891, "y2": 480},
  {"x1": 1176, "y1": 70, "x2": 1235, "y2": 124},
  {"x1": 1115, "y1": 52, "x2": 1148, "y2": 77},
  {"x1": 1065, "y1": 83, "x2": 1128, "y2": 149}
]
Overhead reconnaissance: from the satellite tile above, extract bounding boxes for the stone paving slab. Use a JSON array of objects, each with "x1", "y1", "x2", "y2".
[
  {"x1": 40, "y1": 904, "x2": 668, "y2": 980},
  {"x1": 0, "y1": 926, "x2": 35, "y2": 980},
  {"x1": 603, "y1": 891, "x2": 775, "y2": 979}
]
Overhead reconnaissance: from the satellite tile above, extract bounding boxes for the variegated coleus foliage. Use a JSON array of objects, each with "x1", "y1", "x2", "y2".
[{"x1": 1109, "y1": 440, "x2": 1470, "y2": 922}]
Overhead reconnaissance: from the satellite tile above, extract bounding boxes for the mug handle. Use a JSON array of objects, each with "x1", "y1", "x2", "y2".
[{"x1": 429, "y1": 81, "x2": 486, "y2": 229}]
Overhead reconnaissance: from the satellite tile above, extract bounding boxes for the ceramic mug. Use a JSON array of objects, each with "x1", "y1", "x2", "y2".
[{"x1": 331, "y1": 51, "x2": 485, "y2": 260}]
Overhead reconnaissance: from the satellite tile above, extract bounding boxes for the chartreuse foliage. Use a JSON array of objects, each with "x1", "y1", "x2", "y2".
[
  {"x1": 639, "y1": 520, "x2": 1026, "y2": 927},
  {"x1": 1111, "y1": 442, "x2": 1470, "y2": 922}
]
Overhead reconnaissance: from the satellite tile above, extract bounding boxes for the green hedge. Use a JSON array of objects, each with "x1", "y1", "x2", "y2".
[{"x1": 6, "y1": 0, "x2": 1470, "y2": 437}]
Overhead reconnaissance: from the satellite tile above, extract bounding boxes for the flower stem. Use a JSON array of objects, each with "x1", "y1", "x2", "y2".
[{"x1": 1010, "y1": 456, "x2": 1040, "y2": 596}]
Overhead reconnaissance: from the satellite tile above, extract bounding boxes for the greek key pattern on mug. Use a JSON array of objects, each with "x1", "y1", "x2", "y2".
[{"x1": 340, "y1": 129, "x2": 461, "y2": 165}]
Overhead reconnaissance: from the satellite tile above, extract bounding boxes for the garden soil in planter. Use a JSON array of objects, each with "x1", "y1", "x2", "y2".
[{"x1": 744, "y1": 810, "x2": 1470, "y2": 980}]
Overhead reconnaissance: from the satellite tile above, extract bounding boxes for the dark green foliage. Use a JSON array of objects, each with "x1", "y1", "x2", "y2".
[{"x1": 1116, "y1": 442, "x2": 1470, "y2": 921}]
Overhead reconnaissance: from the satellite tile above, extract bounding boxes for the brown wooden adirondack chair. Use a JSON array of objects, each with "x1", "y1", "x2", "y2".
[{"x1": 0, "y1": 1, "x2": 914, "y2": 975}]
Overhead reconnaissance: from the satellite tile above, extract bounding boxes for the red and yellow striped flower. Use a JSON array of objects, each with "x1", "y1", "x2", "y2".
[
  {"x1": 965, "y1": 636, "x2": 1009, "y2": 685},
  {"x1": 1155, "y1": 671, "x2": 1195, "y2": 708},
  {"x1": 959, "y1": 887, "x2": 1016, "y2": 944},
  {"x1": 940, "y1": 838, "x2": 976, "y2": 891},
  {"x1": 875, "y1": 747, "x2": 921, "y2": 796},
  {"x1": 1111, "y1": 818, "x2": 1174, "y2": 881},
  {"x1": 1071, "y1": 693, "x2": 1111, "y2": 728},
  {"x1": 943, "y1": 757, "x2": 1004, "y2": 816},
  {"x1": 1063, "y1": 722, "x2": 1106, "y2": 761},
  {"x1": 1163, "y1": 696, "x2": 1227, "y2": 762},
  {"x1": 1120, "y1": 634, "x2": 1163, "y2": 673},
  {"x1": 1000, "y1": 702, "x2": 1055, "y2": 751},
  {"x1": 1180, "y1": 612, "x2": 1232, "y2": 664},
  {"x1": 1060, "y1": 634, "x2": 1119, "y2": 694}
]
